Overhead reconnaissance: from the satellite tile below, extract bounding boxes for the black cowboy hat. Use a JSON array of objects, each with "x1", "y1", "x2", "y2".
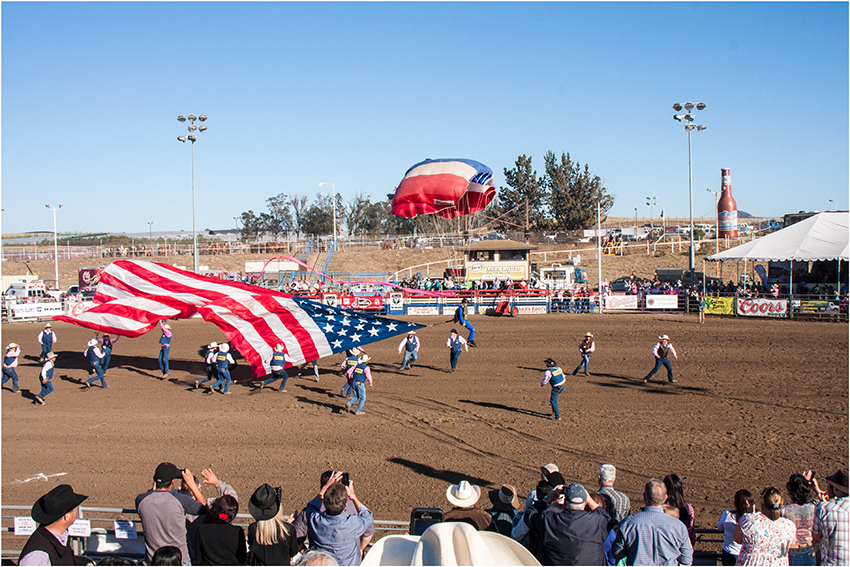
[
  {"x1": 31, "y1": 485, "x2": 87, "y2": 525},
  {"x1": 826, "y1": 468, "x2": 849, "y2": 494},
  {"x1": 488, "y1": 485, "x2": 520, "y2": 512},
  {"x1": 249, "y1": 484, "x2": 280, "y2": 522}
]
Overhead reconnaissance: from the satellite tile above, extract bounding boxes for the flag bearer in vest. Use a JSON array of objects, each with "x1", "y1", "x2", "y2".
[
  {"x1": 446, "y1": 328, "x2": 469, "y2": 373},
  {"x1": 340, "y1": 349, "x2": 361, "y2": 398},
  {"x1": 346, "y1": 354, "x2": 372, "y2": 415},
  {"x1": 643, "y1": 334, "x2": 678, "y2": 383},
  {"x1": 208, "y1": 343, "x2": 236, "y2": 394},
  {"x1": 95, "y1": 332, "x2": 120, "y2": 374},
  {"x1": 35, "y1": 352, "x2": 57, "y2": 405},
  {"x1": 453, "y1": 298, "x2": 477, "y2": 347},
  {"x1": 398, "y1": 330, "x2": 420, "y2": 371},
  {"x1": 195, "y1": 342, "x2": 219, "y2": 389},
  {"x1": 260, "y1": 344, "x2": 295, "y2": 391},
  {"x1": 84, "y1": 338, "x2": 107, "y2": 389},
  {"x1": 158, "y1": 321, "x2": 172, "y2": 378},
  {"x1": 37, "y1": 323, "x2": 57, "y2": 362},
  {"x1": 572, "y1": 332, "x2": 595, "y2": 376},
  {"x1": 541, "y1": 358, "x2": 566, "y2": 421},
  {"x1": 3, "y1": 343, "x2": 21, "y2": 393}
]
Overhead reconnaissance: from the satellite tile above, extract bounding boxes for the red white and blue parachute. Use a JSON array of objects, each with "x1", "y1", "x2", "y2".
[{"x1": 391, "y1": 158, "x2": 496, "y2": 219}]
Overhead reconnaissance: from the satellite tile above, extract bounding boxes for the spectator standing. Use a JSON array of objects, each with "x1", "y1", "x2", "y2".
[
  {"x1": 35, "y1": 352, "x2": 57, "y2": 405},
  {"x1": 734, "y1": 486, "x2": 796, "y2": 566},
  {"x1": 664, "y1": 474, "x2": 696, "y2": 544},
  {"x1": 485, "y1": 484, "x2": 521, "y2": 537},
  {"x1": 158, "y1": 321, "x2": 172, "y2": 378},
  {"x1": 261, "y1": 344, "x2": 295, "y2": 392},
  {"x1": 397, "y1": 331, "x2": 420, "y2": 371},
  {"x1": 84, "y1": 338, "x2": 107, "y2": 389},
  {"x1": 813, "y1": 468, "x2": 850, "y2": 566},
  {"x1": 18, "y1": 484, "x2": 88, "y2": 566},
  {"x1": 596, "y1": 464, "x2": 631, "y2": 524},
  {"x1": 37, "y1": 323, "x2": 57, "y2": 363},
  {"x1": 248, "y1": 484, "x2": 298, "y2": 566},
  {"x1": 150, "y1": 546, "x2": 183, "y2": 566},
  {"x1": 302, "y1": 471, "x2": 373, "y2": 566},
  {"x1": 782, "y1": 474, "x2": 818, "y2": 566},
  {"x1": 3, "y1": 342, "x2": 21, "y2": 393},
  {"x1": 444, "y1": 480, "x2": 494, "y2": 531},
  {"x1": 525, "y1": 482, "x2": 611, "y2": 566},
  {"x1": 446, "y1": 329, "x2": 469, "y2": 373},
  {"x1": 717, "y1": 489, "x2": 755, "y2": 566},
  {"x1": 511, "y1": 463, "x2": 561, "y2": 549},
  {"x1": 644, "y1": 335, "x2": 678, "y2": 383},
  {"x1": 197, "y1": 342, "x2": 219, "y2": 390},
  {"x1": 135, "y1": 462, "x2": 207, "y2": 565},
  {"x1": 195, "y1": 495, "x2": 247, "y2": 565},
  {"x1": 572, "y1": 332, "x2": 595, "y2": 376},
  {"x1": 540, "y1": 358, "x2": 566, "y2": 421},
  {"x1": 611, "y1": 478, "x2": 693, "y2": 566}
]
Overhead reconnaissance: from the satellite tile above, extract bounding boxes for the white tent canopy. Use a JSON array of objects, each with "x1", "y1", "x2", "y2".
[{"x1": 706, "y1": 212, "x2": 849, "y2": 262}]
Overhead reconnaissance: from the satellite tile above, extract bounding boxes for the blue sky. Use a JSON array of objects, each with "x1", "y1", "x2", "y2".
[{"x1": 2, "y1": 2, "x2": 847, "y2": 234}]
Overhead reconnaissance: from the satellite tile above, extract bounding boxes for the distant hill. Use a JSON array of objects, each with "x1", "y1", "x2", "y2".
[{"x1": 738, "y1": 211, "x2": 755, "y2": 219}]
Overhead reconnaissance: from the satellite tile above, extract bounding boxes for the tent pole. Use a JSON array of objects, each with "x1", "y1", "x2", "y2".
[{"x1": 789, "y1": 260, "x2": 794, "y2": 320}]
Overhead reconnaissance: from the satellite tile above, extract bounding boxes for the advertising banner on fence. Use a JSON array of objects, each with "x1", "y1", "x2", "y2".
[
  {"x1": 605, "y1": 295, "x2": 639, "y2": 310},
  {"x1": 704, "y1": 296, "x2": 734, "y2": 316},
  {"x1": 518, "y1": 305, "x2": 548, "y2": 315},
  {"x1": 341, "y1": 295, "x2": 384, "y2": 310},
  {"x1": 67, "y1": 300, "x2": 95, "y2": 318},
  {"x1": 11, "y1": 302, "x2": 63, "y2": 320},
  {"x1": 388, "y1": 292, "x2": 404, "y2": 314},
  {"x1": 408, "y1": 305, "x2": 440, "y2": 316},
  {"x1": 737, "y1": 297, "x2": 787, "y2": 317},
  {"x1": 645, "y1": 295, "x2": 679, "y2": 310}
]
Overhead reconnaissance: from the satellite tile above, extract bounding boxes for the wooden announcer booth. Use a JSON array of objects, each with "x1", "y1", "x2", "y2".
[{"x1": 464, "y1": 240, "x2": 537, "y2": 282}]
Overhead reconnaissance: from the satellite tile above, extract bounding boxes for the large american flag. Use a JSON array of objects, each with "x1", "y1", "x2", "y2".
[{"x1": 54, "y1": 260, "x2": 422, "y2": 377}]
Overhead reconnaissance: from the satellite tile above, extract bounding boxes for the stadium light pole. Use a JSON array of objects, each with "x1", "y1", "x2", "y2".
[
  {"x1": 646, "y1": 196, "x2": 657, "y2": 235},
  {"x1": 319, "y1": 182, "x2": 337, "y2": 248},
  {"x1": 177, "y1": 114, "x2": 208, "y2": 273},
  {"x1": 634, "y1": 207, "x2": 638, "y2": 237},
  {"x1": 46, "y1": 204, "x2": 63, "y2": 290},
  {"x1": 673, "y1": 101, "x2": 707, "y2": 289}
]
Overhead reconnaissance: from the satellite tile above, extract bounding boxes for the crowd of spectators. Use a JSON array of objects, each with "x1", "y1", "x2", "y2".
[{"x1": 15, "y1": 461, "x2": 848, "y2": 566}]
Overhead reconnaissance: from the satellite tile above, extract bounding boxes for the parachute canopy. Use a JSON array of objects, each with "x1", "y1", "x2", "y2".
[{"x1": 391, "y1": 158, "x2": 496, "y2": 219}]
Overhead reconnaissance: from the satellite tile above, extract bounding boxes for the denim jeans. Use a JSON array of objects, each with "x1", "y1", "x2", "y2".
[
  {"x1": 461, "y1": 321, "x2": 475, "y2": 341},
  {"x1": 262, "y1": 370, "x2": 289, "y2": 391},
  {"x1": 401, "y1": 350, "x2": 418, "y2": 369},
  {"x1": 450, "y1": 349, "x2": 462, "y2": 370},
  {"x1": 299, "y1": 360, "x2": 319, "y2": 382},
  {"x1": 210, "y1": 369, "x2": 231, "y2": 393},
  {"x1": 573, "y1": 354, "x2": 589, "y2": 374},
  {"x1": 158, "y1": 346, "x2": 170, "y2": 375},
  {"x1": 102, "y1": 350, "x2": 112, "y2": 373},
  {"x1": 86, "y1": 362, "x2": 107, "y2": 388},
  {"x1": 645, "y1": 358, "x2": 673, "y2": 381},
  {"x1": 341, "y1": 380, "x2": 354, "y2": 398},
  {"x1": 550, "y1": 385, "x2": 564, "y2": 419},
  {"x1": 788, "y1": 545, "x2": 815, "y2": 566},
  {"x1": 2, "y1": 367, "x2": 19, "y2": 390},
  {"x1": 198, "y1": 364, "x2": 217, "y2": 387},
  {"x1": 348, "y1": 381, "x2": 366, "y2": 412},
  {"x1": 38, "y1": 379, "x2": 54, "y2": 399}
]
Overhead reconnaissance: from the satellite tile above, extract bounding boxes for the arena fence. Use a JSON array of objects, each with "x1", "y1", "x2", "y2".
[{"x1": 1, "y1": 504, "x2": 724, "y2": 564}]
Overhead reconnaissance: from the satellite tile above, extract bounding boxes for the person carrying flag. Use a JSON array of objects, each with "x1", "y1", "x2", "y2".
[
  {"x1": 346, "y1": 355, "x2": 373, "y2": 415},
  {"x1": 95, "y1": 332, "x2": 120, "y2": 374},
  {"x1": 447, "y1": 329, "x2": 469, "y2": 372},
  {"x1": 35, "y1": 352, "x2": 57, "y2": 405},
  {"x1": 572, "y1": 332, "x2": 595, "y2": 376},
  {"x1": 158, "y1": 321, "x2": 172, "y2": 378},
  {"x1": 340, "y1": 348, "x2": 362, "y2": 398},
  {"x1": 196, "y1": 342, "x2": 219, "y2": 390},
  {"x1": 3, "y1": 343, "x2": 21, "y2": 393},
  {"x1": 398, "y1": 330, "x2": 420, "y2": 371},
  {"x1": 643, "y1": 334, "x2": 678, "y2": 383},
  {"x1": 541, "y1": 358, "x2": 567, "y2": 421},
  {"x1": 84, "y1": 338, "x2": 107, "y2": 389},
  {"x1": 453, "y1": 299, "x2": 477, "y2": 347},
  {"x1": 37, "y1": 324, "x2": 57, "y2": 363},
  {"x1": 208, "y1": 343, "x2": 236, "y2": 394},
  {"x1": 260, "y1": 344, "x2": 295, "y2": 392}
]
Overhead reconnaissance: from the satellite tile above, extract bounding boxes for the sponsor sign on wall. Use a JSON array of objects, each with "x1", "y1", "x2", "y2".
[
  {"x1": 388, "y1": 292, "x2": 404, "y2": 313},
  {"x1": 737, "y1": 297, "x2": 787, "y2": 317},
  {"x1": 407, "y1": 306, "x2": 440, "y2": 316},
  {"x1": 604, "y1": 295, "x2": 639, "y2": 310},
  {"x1": 645, "y1": 295, "x2": 679, "y2": 310},
  {"x1": 322, "y1": 293, "x2": 339, "y2": 308},
  {"x1": 341, "y1": 296, "x2": 384, "y2": 310},
  {"x1": 518, "y1": 305, "x2": 547, "y2": 315},
  {"x1": 465, "y1": 263, "x2": 527, "y2": 281},
  {"x1": 11, "y1": 302, "x2": 63, "y2": 320},
  {"x1": 704, "y1": 296, "x2": 734, "y2": 316},
  {"x1": 68, "y1": 301, "x2": 95, "y2": 317}
]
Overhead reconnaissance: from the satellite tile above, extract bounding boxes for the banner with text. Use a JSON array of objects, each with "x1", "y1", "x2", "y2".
[
  {"x1": 736, "y1": 297, "x2": 788, "y2": 317},
  {"x1": 645, "y1": 295, "x2": 679, "y2": 310},
  {"x1": 704, "y1": 296, "x2": 734, "y2": 316},
  {"x1": 605, "y1": 295, "x2": 639, "y2": 310}
]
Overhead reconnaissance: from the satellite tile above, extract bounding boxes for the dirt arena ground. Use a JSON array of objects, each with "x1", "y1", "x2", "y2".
[{"x1": 1, "y1": 312, "x2": 847, "y2": 551}]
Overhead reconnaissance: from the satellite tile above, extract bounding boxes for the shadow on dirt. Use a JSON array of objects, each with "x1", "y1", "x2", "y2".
[
  {"x1": 458, "y1": 399, "x2": 550, "y2": 418},
  {"x1": 388, "y1": 457, "x2": 493, "y2": 488}
]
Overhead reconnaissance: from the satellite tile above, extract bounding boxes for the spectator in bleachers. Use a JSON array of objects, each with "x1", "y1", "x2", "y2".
[
  {"x1": 180, "y1": 468, "x2": 238, "y2": 562},
  {"x1": 716, "y1": 489, "x2": 754, "y2": 566},
  {"x1": 97, "y1": 556, "x2": 137, "y2": 566},
  {"x1": 248, "y1": 484, "x2": 299, "y2": 566},
  {"x1": 296, "y1": 550, "x2": 339, "y2": 566},
  {"x1": 734, "y1": 486, "x2": 796, "y2": 566},
  {"x1": 782, "y1": 473, "x2": 818, "y2": 565},
  {"x1": 444, "y1": 480, "x2": 495, "y2": 531},
  {"x1": 19, "y1": 484, "x2": 88, "y2": 566},
  {"x1": 611, "y1": 478, "x2": 693, "y2": 566},
  {"x1": 485, "y1": 484, "x2": 521, "y2": 536},
  {"x1": 596, "y1": 464, "x2": 631, "y2": 525},
  {"x1": 150, "y1": 546, "x2": 182, "y2": 566},
  {"x1": 524, "y1": 482, "x2": 610, "y2": 565},
  {"x1": 813, "y1": 468, "x2": 849, "y2": 566},
  {"x1": 301, "y1": 471, "x2": 373, "y2": 566},
  {"x1": 194, "y1": 495, "x2": 247, "y2": 565},
  {"x1": 664, "y1": 474, "x2": 696, "y2": 544},
  {"x1": 135, "y1": 462, "x2": 207, "y2": 565}
]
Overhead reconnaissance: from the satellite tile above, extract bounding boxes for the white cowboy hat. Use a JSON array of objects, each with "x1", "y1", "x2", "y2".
[
  {"x1": 7, "y1": 343, "x2": 18, "y2": 349},
  {"x1": 275, "y1": 344, "x2": 284, "y2": 351},
  {"x1": 584, "y1": 332, "x2": 593, "y2": 337},
  {"x1": 163, "y1": 324, "x2": 171, "y2": 330},
  {"x1": 361, "y1": 522, "x2": 541, "y2": 566},
  {"x1": 220, "y1": 344, "x2": 230, "y2": 352},
  {"x1": 208, "y1": 342, "x2": 218, "y2": 349},
  {"x1": 87, "y1": 339, "x2": 98, "y2": 347},
  {"x1": 659, "y1": 334, "x2": 670, "y2": 340},
  {"x1": 446, "y1": 480, "x2": 480, "y2": 507},
  {"x1": 407, "y1": 330, "x2": 417, "y2": 335},
  {"x1": 45, "y1": 323, "x2": 52, "y2": 328},
  {"x1": 359, "y1": 354, "x2": 371, "y2": 364}
]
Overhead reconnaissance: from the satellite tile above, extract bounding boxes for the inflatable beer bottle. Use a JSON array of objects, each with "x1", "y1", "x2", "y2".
[{"x1": 718, "y1": 168, "x2": 738, "y2": 238}]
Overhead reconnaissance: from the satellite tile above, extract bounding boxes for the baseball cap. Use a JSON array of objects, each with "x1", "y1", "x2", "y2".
[
  {"x1": 565, "y1": 483, "x2": 588, "y2": 505},
  {"x1": 154, "y1": 462, "x2": 183, "y2": 483}
]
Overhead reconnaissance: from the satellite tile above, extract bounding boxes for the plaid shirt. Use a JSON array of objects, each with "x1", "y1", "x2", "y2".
[
  {"x1": 814, "y1": 497, "x2": 850, "y2": 565},
  {"x1": 597, "y1": 486, "x2": 631, "y2": 523},
  {"x1": 612, "y1": 506, "x2": 693, "y2": 566}
]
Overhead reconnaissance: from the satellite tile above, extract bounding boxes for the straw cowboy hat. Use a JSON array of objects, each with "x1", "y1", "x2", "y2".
[
  {"x1": 45, "y1": 323, "x2": 52, "y2": 328},
  {"x1": 88, "y1": 339, "x2": 98, "y2": 347},
  {"x1": 407, "y1": 330, "x2": 417, "y2": 335},
  {"x1": 31, "y1": 485, "x2": 88, "y2": 525},
  {"x1": 163, "y1": 324, "x2": 171, "y2": 330},
  {"x1": 46, "y1": 352, "x2": 57, "y2": 360},
  {"x1": 7, "y1": 343, "x2": 18, "y2": 349},
  {"x1": 220, "y1": 344, "x2": 229, "y2": 352},
  {"x1": 584, "y1": 332, "x2": 593, "y2": 337},
  {"x1": 488, "y1": 485, "x2": 520, "y2": 512},
  {"x1": 208, "y1": 342, "x2": 218, "y2": 349},
  {"x1": 659, "y1": 334, "x2": 670, "y2": 341},
  {"x1": 446, "y1": 481, "x2": 481, "y2": 507},
  {"x1": 361, "y1": 522, "x2": 540, "y2": 566},
  {"x1": 359, "y1": 354, "x2": 371, "y2": 364}
]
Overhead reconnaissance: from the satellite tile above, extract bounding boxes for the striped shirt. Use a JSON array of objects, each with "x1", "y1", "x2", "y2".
[
  {"x1": 814, "y1": 497, "x2": 850, "y2": 565},
  {"x1": 612, "y1": 506, "x2": 693, "y2": 566}
]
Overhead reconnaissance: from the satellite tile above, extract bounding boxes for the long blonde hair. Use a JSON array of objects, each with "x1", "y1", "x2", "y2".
[
  {"x1": 762, "y1": 486, "x2": 783, "y2": 521},
  {"x1": 253, "y1": 504, "x2": 292, "y2": 546}
]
